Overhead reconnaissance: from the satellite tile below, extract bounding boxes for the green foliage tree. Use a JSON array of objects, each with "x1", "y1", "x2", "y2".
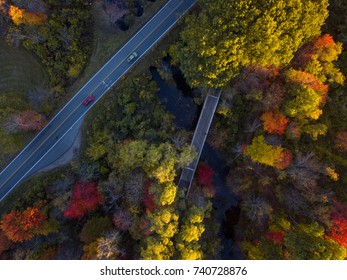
[
  {"x1": 79, "y1": 216, "x2": 113, "y2": 243},
  {"x1": 86, "y1": 130, "x2": 109, "y2": 161},
  {"x1": 242, "y1": 239, "x2": 283, "y2": 260},
  {"x1": 284, "y1": 222, "x2": 346, "y2": 259},
  {"x1": 171, "y1": 0, "x2": 329, "y2": 88},
  {"x1": 284, "y1": 84, "x2": 323, "y2": 120},
  {"x1": 113, "y1": 140, "x2": 147, "y2": 178},
  {"x1": 5, "y1": 0, "x2": 93, "y2": 91},
  {"x1": 241, "y1": 195, "x2": 273, "y2": 224},
  {"x1": 178, "y1": 145, "x2": 197, "y2": 168}
]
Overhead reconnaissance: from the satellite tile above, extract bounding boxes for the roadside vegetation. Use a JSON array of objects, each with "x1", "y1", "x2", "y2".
[{"x1": 0, "y1": 0, "x2": 166, "y2": 167}]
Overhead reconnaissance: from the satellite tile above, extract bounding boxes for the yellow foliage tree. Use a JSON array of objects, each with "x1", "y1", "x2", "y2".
[
  {"x1": 148, "y1": 208, "x2": 179, "y2": 238},
  {"x1": 153, "y1": 158, "x2": 176, "y2": 183},
  {"x1": 244, "y1": 136, "x2": 284, "y2": 167},
  {"x1": 176, "y1": 243, "x2": 203, "y2": 260},
  {"x1": 180, "y1": 224, "x2": 205, "y2": 243},
  {"x1": 9, "y1": 5, "x2": 47, "y2": 26},
  {"x1": 140, "y1": 236, "x2": 173, "y2": 260},
  {"x1": 326, "y1": 167, "x2": 339, "y2": 181},
  {"x1": 159, "y1": 182, "x2": 177, "y2": 206}
]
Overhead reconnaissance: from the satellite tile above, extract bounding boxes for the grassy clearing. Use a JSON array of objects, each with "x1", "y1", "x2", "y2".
[
  {"x1": 0, "y1": 40, "x2": 48, "y2": 96},
  {"x1": 0, "y1": 40, "x2": 49, "y2": 168}
]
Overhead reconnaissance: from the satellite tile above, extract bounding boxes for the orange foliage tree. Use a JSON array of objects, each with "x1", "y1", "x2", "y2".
[
  {"x1": 64, "y1": 181, "x2": 102, "y2": 219},
  {"x1": 286, "y1": 69, "x2": 328, "y2": 95},
  {"x1": 9, "y1": 5, "x2": 47, "y2": 26},
  {"x1": 292, "y1": 34, "x2": 344, "y2": 85},
  {"x1": 292, "y1": 34, "x2": 336, "y2": 68},
  {"x1": 0, "y1": 207, "x2": 50, "y2": 243},
  {"x1": 274, "y1": 149, "x2": 293, "y2": 170},
  {"x1": 17, "y1": 110, "x2": 47, "y2": 131},
  {"x1": 260, "y1": 110, "x2": 288, "y2": 135}
]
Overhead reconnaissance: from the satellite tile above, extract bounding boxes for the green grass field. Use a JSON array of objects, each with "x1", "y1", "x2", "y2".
[
  {"x1": 0, "y1": 40, "x2": 49, "y2": 168},
  {"x1": 0, "y1": 40, "x2": 48, "y2": 96}
]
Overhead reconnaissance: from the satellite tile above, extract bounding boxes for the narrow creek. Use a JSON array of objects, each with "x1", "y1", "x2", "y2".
[{"x1": 150, "y1": 57, "x2": 242, "y2": 259}]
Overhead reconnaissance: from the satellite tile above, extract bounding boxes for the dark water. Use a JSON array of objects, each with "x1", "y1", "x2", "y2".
[
  {"x1": 200, "y1": 145, "x2": 242, "y2": 259},
  {"x1": 150, "y1": 58, "x2": 241, "y2": 259},
  {"x1": 149, "y1": 61, "x2": 199, "y2": 130}
]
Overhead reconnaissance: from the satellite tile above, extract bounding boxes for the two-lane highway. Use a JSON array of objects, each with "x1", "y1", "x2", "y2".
[{"x1": 0, "y1": 0, "x2": 196, "y2": 202}]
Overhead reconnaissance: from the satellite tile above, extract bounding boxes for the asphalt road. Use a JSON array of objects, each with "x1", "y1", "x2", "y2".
[{"x1": 0, "y1": 0, "x2": 196, "y2": 202}]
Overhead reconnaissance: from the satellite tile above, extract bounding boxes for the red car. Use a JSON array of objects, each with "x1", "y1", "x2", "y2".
[{"x1": 83, "y1": 95, "x2": 95, "y2": 106}]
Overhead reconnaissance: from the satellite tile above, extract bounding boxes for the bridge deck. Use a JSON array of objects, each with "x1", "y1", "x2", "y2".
[{"x1": 178, "y1": 90, "x2": 221, "y2": 196}]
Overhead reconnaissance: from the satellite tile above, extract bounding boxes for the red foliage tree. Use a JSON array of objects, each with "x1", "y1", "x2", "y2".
[
  {"x1": 17, "y1": 110, "x2": 47, "y2": 131},
  {"x1": 3, "y1": 110, "x2": 47, "y2": 133},
  {"x1": 143, "y1": 181, "x2": 155, "y2": 212},
  {"x1": 265, "y1": 230, "x2": 285, "y2": 245},
  {"x1": 328, "y1": 202, "x2": 347, "y2": 247},
  {"x1": 196, "y1": 163, "x2": 214, "y2": 188},
  {"x1": 196, "y1": 163, "x2": 216, "y2": 197},
  {"x1": 275, "y1": 149, "x2": 293, "y2": 170},
  {"x1": 64, "y1": 181, "x2": 102, "y2": 219},
  {"x1": 0, "y1": 207, "x2": 47, "y2": 242},
  {"x1": 260, "y1": 110, "x2": 289, "y2": 135}
]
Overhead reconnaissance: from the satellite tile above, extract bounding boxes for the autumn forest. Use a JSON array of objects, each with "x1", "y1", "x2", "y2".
[{"x1": 0, "y1": 0, "x2": 346, "y2": 260}]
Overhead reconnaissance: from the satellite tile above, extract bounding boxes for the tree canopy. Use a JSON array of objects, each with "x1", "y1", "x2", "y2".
[{"x1": 171, "y1": 0, "x2": 329, "y2": 88}]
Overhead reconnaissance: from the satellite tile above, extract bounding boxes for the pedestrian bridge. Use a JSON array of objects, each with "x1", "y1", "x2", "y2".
[{"x1": 178, "y1": 90, "x2": 221, "y2": 197}]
